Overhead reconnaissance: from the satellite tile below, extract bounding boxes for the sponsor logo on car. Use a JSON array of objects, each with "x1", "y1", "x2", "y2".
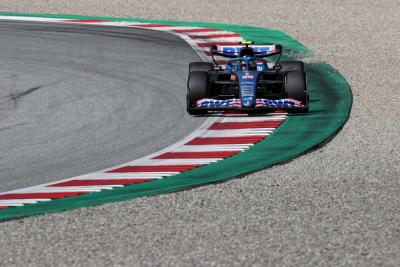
[
  {"x1": 197, "y1": 99, "x2": 234, "y2": 108},
  {"x1": 241, "y1": 72, "x2": 253, "y2": 79},
  {"x1": 196, "y1": 98, "x2": 302, "y2": 108},
  {"x1": 256, "y1": 99, "x2": 300, "y2": 108}
]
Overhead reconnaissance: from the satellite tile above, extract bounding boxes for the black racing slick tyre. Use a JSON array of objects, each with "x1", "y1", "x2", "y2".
[
  {"x1": 285, "y1": 70, "x2": 309, "y2": 112},
  {"x1": 187, "y1": 71, "x2": 209, "y2": 115},
  {"x1": 189, "y1": 62, "x2": 214, "y2": 73},
  {"x1": 278, "y1": 60, "x2": 305, "y2": 72}
]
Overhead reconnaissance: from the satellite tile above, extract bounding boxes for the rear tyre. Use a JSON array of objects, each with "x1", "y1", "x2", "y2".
[
  {"x1": 189, "y1": 62, "x2": 214, "y2": 73},
  {"x1": 285, "y1": 70, "x2": 308, "y2": 112},
  {"x1": 187, "y1": 71, "x2": 209, "y2": 115},
  {"x1": 278, "y1": 60, "x2": 305, "y2": 72}
]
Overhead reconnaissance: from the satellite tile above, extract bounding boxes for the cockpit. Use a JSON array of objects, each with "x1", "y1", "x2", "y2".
[{"x1": 227, "y1": 58, "x2": 265, "y2": 72}]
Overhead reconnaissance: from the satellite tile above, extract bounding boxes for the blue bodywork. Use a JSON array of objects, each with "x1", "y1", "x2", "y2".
[{"x1": 224, "y1": 56, "x2": 269, "y2": 108}]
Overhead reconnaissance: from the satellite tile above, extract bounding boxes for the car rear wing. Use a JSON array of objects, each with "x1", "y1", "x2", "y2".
[{"x1": 210, "y1": 43, "x2": 282, "y2": 58}]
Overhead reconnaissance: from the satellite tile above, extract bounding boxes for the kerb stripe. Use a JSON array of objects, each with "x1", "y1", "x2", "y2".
[
  {"x1": 66, "y1": 19, "x2": 109, "y2": 23},
  {"x1": 189, "y1": 33, "x2": 240, "y2": 39},
  {"x1": 172, "y1": 28, "x2": 219, "y2": 33},
  {"x1": 0, "y1": 192, "x2": 86, "y2": 199},
  {"x1": 107, "y1": 165, "x2": 202, "y2": 173},
  {"x1": 50, "y1": 179, "x2": 153, "y2": 187},
  {"x1": 198, "y1": 41, "x2": 240, "y2": 47},
  {"x1": 208, "y1": 120, "x2": 284, "y2": 130},
  {"x1": 153, "y1": 151, "x2": 239, "y2": 159},
  {"x1": 131, "y1": 23, "x2": 171, "y2": 28},
  {"x1": 186, "y1": 136, "x2": 266, "y2": 145}
]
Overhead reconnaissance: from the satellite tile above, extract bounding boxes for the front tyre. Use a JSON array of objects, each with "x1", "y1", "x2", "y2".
[
  {"x1": 187, "y1": 71, "x2": 209, "y2": 115},
  {"x1": 285, "y1": 70, "x2": 309, "y2": 112}
]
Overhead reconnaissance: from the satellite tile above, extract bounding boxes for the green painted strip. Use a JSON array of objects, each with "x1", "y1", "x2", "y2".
[{"x1": 0, "y1": 13, "x2": 351, "y2": 220}]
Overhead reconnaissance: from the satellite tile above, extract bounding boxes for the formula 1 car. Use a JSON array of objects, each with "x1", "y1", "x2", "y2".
[{"x1": 186, "y1": 41, "x2": 309, "y2": 114}]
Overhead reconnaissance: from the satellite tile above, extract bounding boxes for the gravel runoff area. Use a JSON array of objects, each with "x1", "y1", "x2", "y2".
[{"x1": 0, "y1": 1, "x2": 400, "y2": 266}]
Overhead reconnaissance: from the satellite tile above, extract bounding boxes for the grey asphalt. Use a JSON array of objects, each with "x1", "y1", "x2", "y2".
[
  {"x1": 1, "y1": 1, "x2": 400, "y2": 266},
  {"x1": 0, "y1": 20, "x2": 205, "y2": 192}
]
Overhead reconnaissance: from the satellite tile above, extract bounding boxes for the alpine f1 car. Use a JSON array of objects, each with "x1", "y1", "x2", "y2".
[{"x1": 186, "y1": 41, "x2": 309, "y2": 114}]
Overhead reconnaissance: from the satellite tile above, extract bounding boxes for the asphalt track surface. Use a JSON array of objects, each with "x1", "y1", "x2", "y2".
[
  {"x1": 0, "y1": 20, "x2": 205, "y2": 192},
  {"x1": 1, "y1": 1, "x2": 400, "y2": 266}
]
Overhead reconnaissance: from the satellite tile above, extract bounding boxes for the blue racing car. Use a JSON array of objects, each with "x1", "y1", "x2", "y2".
[{"x1": 186, "y1": 42, "x2": 309, "y2": 114}]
